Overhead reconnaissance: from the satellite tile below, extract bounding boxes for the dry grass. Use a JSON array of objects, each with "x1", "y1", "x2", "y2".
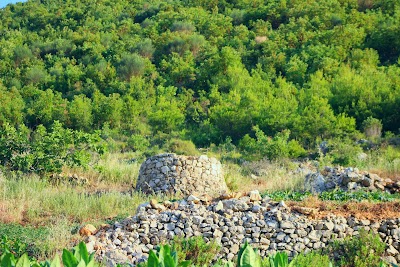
[
  {"x1": 0, "y1": 170, "x2": 162, "y2": 258},
  {"x1": 223, "y1": 160, "x2": 306, "y2": 193},
  {"x1": 62, "y1": 152, "x2": 142, "y2": 191}
]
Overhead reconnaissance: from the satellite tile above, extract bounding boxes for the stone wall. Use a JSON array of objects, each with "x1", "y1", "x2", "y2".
[
  {"x1": 305, "y1": 166, "x2": 399, "y2": 194},
  {"x1": 135, "y1": 153, "x2": 227, "y2": 197},
  {"x1": 88, "y1": 194, "x2": 399, "y2": 266}
]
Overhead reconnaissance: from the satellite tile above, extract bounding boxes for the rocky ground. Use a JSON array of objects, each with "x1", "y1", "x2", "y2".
[
  {"x1": 83, "y1": 191, "x2": 400, "y2": 266},
  {"x1": 305, "y1": 166, "x2": 400, "y2": 193}
]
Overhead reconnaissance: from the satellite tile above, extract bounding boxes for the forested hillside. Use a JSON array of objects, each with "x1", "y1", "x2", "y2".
[{"x1": 1, "y1": 0, "x2": 399, "y2": 157}]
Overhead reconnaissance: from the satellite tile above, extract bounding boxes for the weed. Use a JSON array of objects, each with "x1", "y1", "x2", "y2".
[
  {"x1": 171, "y1": 236, "x2": 220, "y2": 266},
  {"x1": 324, "y1": 229, "x2": 385, "y2": 267}
]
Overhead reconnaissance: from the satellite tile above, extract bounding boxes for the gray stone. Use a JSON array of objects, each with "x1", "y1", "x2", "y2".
[{"x1": 280, "y1": 221, "x2": 295, "y2": 229}]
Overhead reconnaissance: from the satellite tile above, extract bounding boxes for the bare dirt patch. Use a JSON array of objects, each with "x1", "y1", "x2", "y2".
[{"x1": 288, "y1": 196, "x2": 400, "y2": 221}]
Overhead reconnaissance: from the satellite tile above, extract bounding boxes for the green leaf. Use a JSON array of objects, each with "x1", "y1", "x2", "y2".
[
  {"x1": 163, "y1": 255, "x2": 176, "y2": 267},
  {"x1": 274, "y1": 252, "x2": 288, "y2": 267},
  {"x1": 0, "y1": 253, "x2": 14, "y2": 267},
  {"x1": 16, "y1": 254, "x2": 30, "y2": 267},
  {"x1": 238, "y1": 243, "x2": 261, "y2": 267},
  {"x1": 147, "y1": 250, "x2": 160, "y2": 267},
  {"x1": 85, "y1": 260, "x2": 94, "y2": 267},
  {"x1": 177, "y1": 261, "x2": 191, "y2": 267},
  {"x1": 50, "y1": 256, "x2": 61, "y2": 267},
  {"x1": 78, "y1": 242, "x2": 90, "y2": 264},
  {"x1": 76, "y1": 260, "x2": 86, "y2": 267},
  {"x1": 62, "y1": 249, "x2": 79, "y2": 267}
]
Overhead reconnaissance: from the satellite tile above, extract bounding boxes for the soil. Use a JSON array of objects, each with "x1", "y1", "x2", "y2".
[{"x1": 288, "y1": 196, "x2": 400, "y2": 221}]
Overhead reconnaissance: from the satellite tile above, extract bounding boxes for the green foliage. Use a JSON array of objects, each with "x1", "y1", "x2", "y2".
[
  {"x1": 164, "y1": 139, "x2": 199, "y2": 156},
  {"x1": 0, "y1": 241, "x2": 98, "y2": 267},
  {"x1": 0, "y1": 225, "x2": 49, "y2": 258},
  {"x1": 171, "y1": 236, "x2": 220, "y2": 266},
  {"x1": 0, "y1": 0, "x2": 399, "y2": 159},
  {"x1": 147, "y1": 244, "x2": 191, "y2": 267},
  {"x1": 0, "y1": 121, "x2": 103, "y2": 174},
  {"x1": 264, "y1": 189, "x2": 400, "y2": 202},
  {"x1": 127, "y1": 134, "x2": 150, "y2": 152},
  {"x1": 288, "y1": 252, "x2": 331, "y2": 267},
  {"x1": 362, "y1": 117, "x2": 383, "y2": 140},
  {"x1": 236, "y1": 241, "x2": 263, "y2": 267},
  {"x1": 319, "y1": 189, "x2": 400, "y2": 202},
  {"x1": 325, "y1": 229, "x2": 386, "y2": 267},
  {"x1": 328, "y1": 140, "x2": 363, "y2": 166},
  {"x1": 265, "y1": 252, "x2": 291, "y2": 267},
  {"x1": 241, "y1": 127, "x2": 306, "y2": 160}
]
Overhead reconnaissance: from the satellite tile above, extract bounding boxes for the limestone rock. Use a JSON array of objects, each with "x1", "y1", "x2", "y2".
[
  {"x1": 249, "y1": 190, "x2": 262, "y2": 202},
  {"x1": 79, "y1": 224, "x2": 97, "y2": 236}
]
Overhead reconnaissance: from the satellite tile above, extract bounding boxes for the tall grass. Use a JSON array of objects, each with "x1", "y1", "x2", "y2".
[
  {"x1": 223, "y1": 160, "x2": 305, "y2": 193},
  {"x1": 0, "y1": 171, "x2": 158, "y2": 258},
  {"x1": 63, "y1": 152, "x2": 142, "y2": 188}
]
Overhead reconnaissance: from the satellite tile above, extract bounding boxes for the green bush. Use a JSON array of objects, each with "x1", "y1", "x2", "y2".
[
  {"x1": 164, "y1": 138, "x2": 199, "y2": 156},
  {"x1": 240, "y1": 127, "x2": 306, "y2": 160},
  {"x1": 171, "y1": 236, "x2": 220, "y2": 266},
  {"x1": 0, "y1": 122, "x2": 104, "y2": 174},
  {"x1": 325, "y1": 229, "x2": 385, "y2": 267},
  {"x1": 328, "y1": 139, "x2": 363, "y2": 166},
  {"x1": 145, "y1": 244, "x2": 191, "y2": 267},
  {"x1": 127, "y1": 134, "x2": 150, "y2": 152}
]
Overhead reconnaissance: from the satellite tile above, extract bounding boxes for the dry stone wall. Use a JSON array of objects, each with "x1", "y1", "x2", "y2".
[
  {"x1": 88, "y1": 194, "x2": 399, "y2": 266},
  {"x1": 135, "y1": 153, "x2": 227, "y2": 197},
  {"x1": 305, "y1": 166, "x2": 399, "y2": 194}
]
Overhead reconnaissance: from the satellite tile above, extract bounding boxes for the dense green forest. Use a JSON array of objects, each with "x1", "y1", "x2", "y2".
[{"x1": 0, "y1": 0, "x2": 400, "y2": 166}]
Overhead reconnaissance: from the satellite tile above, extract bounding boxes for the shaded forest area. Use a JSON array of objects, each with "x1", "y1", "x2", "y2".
[{"x1": 0, "y1": 0, "x2": 400, "y2": 165}]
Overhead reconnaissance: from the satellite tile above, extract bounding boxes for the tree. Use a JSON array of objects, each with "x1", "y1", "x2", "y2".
[{"x1": 68, "y1": 94, "x2": 93, "y2": 131}]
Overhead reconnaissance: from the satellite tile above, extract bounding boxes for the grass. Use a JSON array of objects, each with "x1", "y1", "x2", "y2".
[
  {"x1": 0, "y1": 145, "x2": 399, "y2": 259},
  {"x1": 62, "y1": 152, "x2": 143, "y2": 189},
  {"x1": 0, "y1": 223, "x2": 49, "y2": 258},
  {"x1": 223, "y1": 159, "x2": 306, "y2": 193},
  {"x1": 0, "y1": 153, "x2": 162, "y2": 258}
]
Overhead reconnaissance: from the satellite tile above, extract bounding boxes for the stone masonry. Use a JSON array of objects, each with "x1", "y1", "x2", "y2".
[
  {"x1": 305, "y1": 166, "x2": 400, "y2": 194},
  {"x1": 87, "y1": 194, "x2": 400, "y2": 266},
  {"x1": 135, "y1": 153, "x2": 227, "y2": 197}
]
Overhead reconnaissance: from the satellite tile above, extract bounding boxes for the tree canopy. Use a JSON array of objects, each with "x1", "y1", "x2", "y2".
[{"x1": 0, "y1": 0, "x2": 399, "y2": 150}]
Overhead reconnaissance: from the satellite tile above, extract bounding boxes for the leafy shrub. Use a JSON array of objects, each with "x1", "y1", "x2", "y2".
[
  {"x1": 264, "y1": 189, "x2": 400, "y2": 202},
  {"x1": 0, "y1": 122, "x2": 104, "y2": 174},
  {"x1": 240, "y1": 127, "x2": 306, "y2": 160},
  {"x1": 127, "y1": 134, "x2": 150, "y2": 152},
  {"x1": 164, "y1": 139, "x2": 199, "y2": 156},
  {"x1": 171, "y1": 236, "x2": 220, "y2": 266},
  {"x1": 328, "y1": 140, "x2": 363, "y2": 166},
  {"x1": 325, "y1": 229, "x2": 385, "y2": 267}
]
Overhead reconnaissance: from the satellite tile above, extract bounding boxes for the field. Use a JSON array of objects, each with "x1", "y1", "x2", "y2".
[{"x1": 1, "y1": 144, "x2": 400, "y2": 262}]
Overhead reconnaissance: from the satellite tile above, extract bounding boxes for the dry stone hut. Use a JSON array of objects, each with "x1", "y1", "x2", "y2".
[{"x1": 135, "y1": 153, "x2": 227, "y2": 197}]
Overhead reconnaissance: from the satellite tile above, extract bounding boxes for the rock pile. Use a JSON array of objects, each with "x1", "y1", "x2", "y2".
[
  {"x1": 305, "y1": 166, "x2": 400, "y2": 194},
  {"x1": 136, "y1": 154, "x2": 227, "y2": 197},
  {"x1": 87, "y1": 193, "x2": 400, "y2": 266}
]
